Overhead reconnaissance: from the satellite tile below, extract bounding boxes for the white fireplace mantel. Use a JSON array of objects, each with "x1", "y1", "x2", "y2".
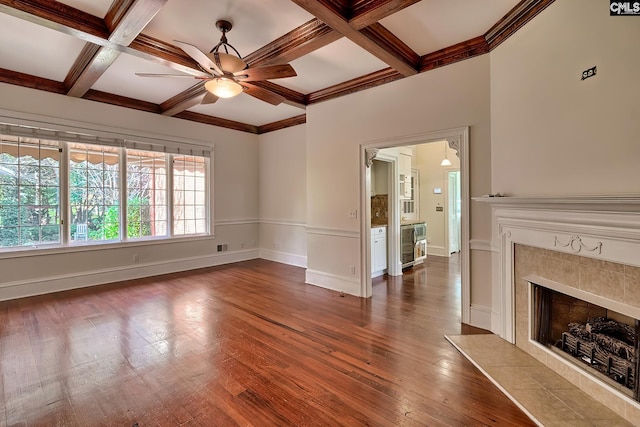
[
  {"x1": 473, "y1": 194, "x2": 640, "y2": 212},
  {"x1": 473, "y1": 195, "x2": 640, "y2": 342}
]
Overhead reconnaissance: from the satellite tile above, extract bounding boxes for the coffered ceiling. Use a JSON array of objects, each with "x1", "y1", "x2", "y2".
[{"x1": 0, "y1": 0, "x2": 553, "y2": 134}]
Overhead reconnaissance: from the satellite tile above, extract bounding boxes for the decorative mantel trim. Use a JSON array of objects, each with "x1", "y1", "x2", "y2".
[
  {"x1": 473, "y1": 194, "x2": 640, "y2": 212},
  {"x1": 475, "y1": 194, "x2": 640, "y2": 343},
  {"x1": 553, "y1": 235, "x2": 602, "y2": 254}
]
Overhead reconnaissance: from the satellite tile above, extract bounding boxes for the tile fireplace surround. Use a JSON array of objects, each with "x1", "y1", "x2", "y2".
[{"x1": 475, "y1": 195, "x2": 640, "y2": 425}]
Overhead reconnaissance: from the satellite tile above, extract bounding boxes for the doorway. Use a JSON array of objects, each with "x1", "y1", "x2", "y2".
[{"x1": 360, "y1": 127, "x2": 471, "y2": 324}]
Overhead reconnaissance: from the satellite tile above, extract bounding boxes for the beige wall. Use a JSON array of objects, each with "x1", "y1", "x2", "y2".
[
  {"x1": 305, "y1": 54, "x2": 492, "y2": 300},
  {"x1": 491, "y1": 0, "x2": 640, "y2": 195},
  {"x1": 258, "y1": 125, "x2": 307, "y2": 266},
  {"x1": 0, "y1": 83, "x2": 259, "y2": 299}
]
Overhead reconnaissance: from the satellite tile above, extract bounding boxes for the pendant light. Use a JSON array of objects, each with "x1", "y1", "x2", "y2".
[
  {"x1": 203, "y1": 20, "x2": 247, "y2": 99},
  {"x1": 440, "y1": 142, "x2": 452, "y2": 166}
]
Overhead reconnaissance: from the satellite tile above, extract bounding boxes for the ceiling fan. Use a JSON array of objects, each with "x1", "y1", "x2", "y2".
[{"x1": 136, "y1": 20, "x2": 297, "y2": 105}]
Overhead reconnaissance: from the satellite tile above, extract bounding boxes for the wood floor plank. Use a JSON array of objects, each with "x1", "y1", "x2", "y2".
[{"x1": 0, "y1": 257, "x2": 536, "y2": 426}]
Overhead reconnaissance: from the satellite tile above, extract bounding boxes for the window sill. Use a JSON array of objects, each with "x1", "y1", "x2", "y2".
[{"x1": 0, "y1": 233, "x2": 214, "y2": 260}]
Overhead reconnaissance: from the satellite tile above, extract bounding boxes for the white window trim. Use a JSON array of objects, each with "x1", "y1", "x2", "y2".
[{"x1": 0, "y1": 110, "x2": 214, "y2": 254}]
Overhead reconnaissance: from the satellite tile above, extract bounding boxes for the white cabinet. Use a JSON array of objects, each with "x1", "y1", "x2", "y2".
[
  {"x1": 402, "y1": 168, "x2": 419, "y2": 222},
  {"x1": 371, "y1": 159, "x2": 389, "y2": 196},
  {"x1": 399, "y1": 153, "x2": 412, "y2": 199},
  {"x1": 371, "y1": 226, "x2": 387, "y2": 277}
]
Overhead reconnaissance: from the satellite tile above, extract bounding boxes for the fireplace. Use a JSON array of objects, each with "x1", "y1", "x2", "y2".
[
  {"x1": 475, "y1": 195, "x2": 640, "y2": 424},
  {"x1": 531, "y1": 282, "x2": 640, "y2": 401}
]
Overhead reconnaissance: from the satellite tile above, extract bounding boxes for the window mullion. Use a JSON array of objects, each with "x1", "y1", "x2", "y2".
[
  {"x1": 167, "y1": 154, "x2": 174, "y2": 237},
  {"x1": 119, "y1": 147, "x2": 126, "y2": 242},
  {"x1": 60, "y1": 141, "x2": 70, "y2": 245},
  {"x1": 206, "y1": 156, "x2": 212, "y2": 235}
]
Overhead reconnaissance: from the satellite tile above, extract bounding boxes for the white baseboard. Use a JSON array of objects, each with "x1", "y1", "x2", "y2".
[
  {"x1": 427, "y1": 245, "x2": 447, "y2": 257},
  {"x1": 491, "y1": 309, "x2": 502, "y2": 336},
  {"x1": 305, "y1": 269, "x2": 361, "y2": 296},
  {"x1": 0, "y1": 249, "x2": 259, "y2": 301},
  {"x1": 469, "y1": 304, "x2": 492, "y2": 330},
  {"x1": 372, "y1": 269, "x2": 386, "y2": 278},
  {"x1": 259, "y1": 248, "x2": 307, "y2": 268}
]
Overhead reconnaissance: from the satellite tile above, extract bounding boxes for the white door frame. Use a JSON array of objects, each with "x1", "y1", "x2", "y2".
[
  {"x1": 444, "y1": 167, "x2": 461, "y2": 255},
  {"x1": 359, "y1": 127, "x2": 471, "y2": 325},
  {"x1": 370, "y1": 151, "x2": 402, "y2": 277}
]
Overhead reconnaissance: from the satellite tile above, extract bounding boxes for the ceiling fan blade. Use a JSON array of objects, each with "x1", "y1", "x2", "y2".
[
  {"x1": 201, "y1": 92, "x2": 219, "y2": 105},
  {"x1": 135, "y1": 73, "x2": 203, "y2": 79},
  {"x1": 174, "y1": 40, "x2": 222, "y2": 75},
  {"x1": 242, "y1": 83, "x2": 286, "y2": 106},
  {"x1": 234, "y1": 64, "x2": 297, "y2": 82}
]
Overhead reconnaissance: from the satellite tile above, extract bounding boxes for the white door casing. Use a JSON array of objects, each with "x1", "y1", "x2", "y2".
[{"x1": 360, "y1": 127, "x2": 470, "y2": 325}]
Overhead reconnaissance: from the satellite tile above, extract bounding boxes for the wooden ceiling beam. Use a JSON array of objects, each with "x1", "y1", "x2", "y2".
[
  {"x1": 289, "y1": 0, "x2": 418, "y2": 76},
  {"x1": 174, "y1": 111, "x2": 259, "y2": 134},
  {"x1": 0, "y1": 1, "x2": 204, "y2": 76},
  {"x1": 360, "y1": 23, "x2": 420, "y2": 68},
  {"x1": 83, "y1": 88, "x2": 161, "y2": 114},
  {"x1": 0, "y1": 67, "x2": 66, "y2": 94},
  {"x1": 248, "y1": 81, "x2": 306, "y2": 110},
  {"x1": 257, "y1": 115, "x2": 306, "y2": 134},
  {"x1": 419, "y1": 36, "x2": 489, "y2": 72},
  {"x1": 243, "y1": 18, "x2": 342, "y2": 67},
  {"x1": 160, "y1": 82, "x2": 207, "y2": 116},
  {"x1": 349, "y1": 0, "x2": 422, "y2": 30},
  {"x1": 485, "y1": 0, "x2": 555, "y2": 50},
  {"x1": 0, "y1": 0, "x2": 109, "y2": 45},
  {"x1": 65, "y1": 0, "x2": 167, "y2": 98},
  {"x1": 306, "y1": 68, "x2": 402, "y2": 104},
  {"x1": 0, "y1": 0, "x2": 554, "y2": 135}
]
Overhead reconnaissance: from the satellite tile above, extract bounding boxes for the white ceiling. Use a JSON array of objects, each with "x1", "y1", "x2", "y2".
[{"x1": 0, "y1": 0, "x2": 521, "y2": 129}]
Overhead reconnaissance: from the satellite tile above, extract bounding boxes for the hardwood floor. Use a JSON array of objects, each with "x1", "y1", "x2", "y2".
[{"x1": 0, "y1": 257, "x2": 535, "y2": 426}]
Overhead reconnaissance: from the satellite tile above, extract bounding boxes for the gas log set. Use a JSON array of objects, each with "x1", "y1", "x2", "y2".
[{"x1": 559, "y1": 317, "x2": 640, "y2": 400}]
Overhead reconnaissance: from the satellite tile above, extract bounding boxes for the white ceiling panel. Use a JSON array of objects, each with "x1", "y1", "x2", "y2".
[
  {"x1": 142, "y1": 0, "x2": 314, "y2": 58},
  {"x1": 92, "y1": 53, "x2": 199, "y2": 104},
  {"x1": 188, "y1": 94, "x2": 304, "y2": 127},
  {"x1": 57, "y1": 0, "x2": 113, "y2": 18},
  {"x1": 275, "y1": 38, "x2": 389, "y2": 94},
  {"x1": 381, "y1": 0, "x2": 520, "y2": 56},
  {"x1": 0, "y1": 0, "x2": 528, "y2": 131},
  {"x1": 0, "y1": 13, "x2": 86, "y2": 82}
]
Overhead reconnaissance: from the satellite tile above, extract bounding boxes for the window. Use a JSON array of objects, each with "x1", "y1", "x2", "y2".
[
  {"x1": 172, "y1": 155, "x2": 207, "y2": 236},
  {"x1": 0, "y1": 135, "x2": 61, "y2": 247},
  {"x1": 127, "y1": 150, "x2": 167, "y2": 239},
  {"x1": 0, "y1": 123, "x2": 210, "y2": 250},
  {"x1": 69, "y1": 143, "x2": 120, "y2": 242}
]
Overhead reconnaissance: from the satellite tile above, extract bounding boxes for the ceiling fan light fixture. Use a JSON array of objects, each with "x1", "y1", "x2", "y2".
[
  {"x1": 206, "y1": 52, "x2": 246, "y2": 73},
  {"x1": 205, "y1": 77, "x2": 243, "y2": 98}
]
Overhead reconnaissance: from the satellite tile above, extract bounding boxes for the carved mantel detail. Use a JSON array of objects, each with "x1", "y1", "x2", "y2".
[{"x1": 554, "y1": 235, "x2": 603, "y2": 255}]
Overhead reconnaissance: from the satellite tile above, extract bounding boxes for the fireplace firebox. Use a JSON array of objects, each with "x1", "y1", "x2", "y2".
[{"x1": 532, "y1": 283, "x2": 640, "y2": 401}]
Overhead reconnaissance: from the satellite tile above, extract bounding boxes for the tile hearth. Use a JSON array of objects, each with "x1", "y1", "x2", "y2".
[{"x1": 445, "y1": 334, "x2": 635, "y2": 427}]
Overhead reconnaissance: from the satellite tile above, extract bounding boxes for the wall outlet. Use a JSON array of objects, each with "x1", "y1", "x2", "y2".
[
  {"x1": 217, "y1": 244, "x2": 228, "y2": 252},
  {"x1": 349, "y1": 210, "x2": 358, "y2": 219},
  {"x1": 349, "y1": 265, "x2": 356, "y2": 274},
  {"x1": 436, "y1": 206, "x2": 444, "y2": 212},
  {"x1": 133, "y1": 254, "x2": 139, "y2": 263}
]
